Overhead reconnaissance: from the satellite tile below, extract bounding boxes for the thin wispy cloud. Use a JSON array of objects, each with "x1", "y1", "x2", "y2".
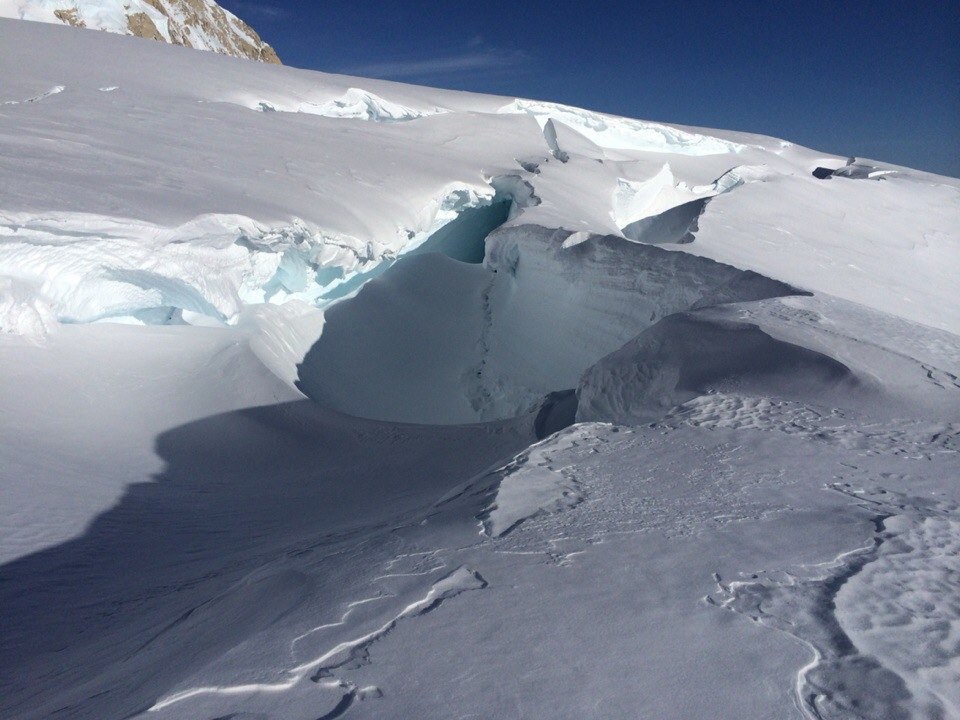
[
  {"x1": 338, "y1": 49, "x2": 526, "y2": 80},
  {"x1": 222, "y1": 0, "x2": 290, "y2": 21}
]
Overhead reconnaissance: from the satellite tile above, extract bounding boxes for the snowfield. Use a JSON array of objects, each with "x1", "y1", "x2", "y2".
[{"x1": 1, "y1": 15, "x2": 959, "y2": 720}]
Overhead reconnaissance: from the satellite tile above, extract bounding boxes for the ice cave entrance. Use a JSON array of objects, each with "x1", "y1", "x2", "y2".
[
  {"x1": 320, "y1": 198, "x2": 512, "y2": 301},
  {"x1": 415, "y1": 199, "x2": 513, "y2": 264}
]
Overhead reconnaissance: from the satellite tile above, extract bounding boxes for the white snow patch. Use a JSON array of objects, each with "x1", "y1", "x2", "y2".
[
  {"x1": 612, "y1": 163, "x2": 768, "y2": 232},
  {"x1": 560, "y1": 230, "x2": 591, "y2": 249},
  {"x1": 0, "y1": 276, "x2": 58, "y2": 338},
  {"x1": 295, "y1": 88, "x2": 446, "y2": 122},
  {"x1": 482, "y1": 425, "x2": 598, "y2": 537},
  {"x1": 3, "y1": 84, "x2": 63, "y2": 104},
  {"x1": 499, "y1": 98, "x2": 745, "y2": 155}
]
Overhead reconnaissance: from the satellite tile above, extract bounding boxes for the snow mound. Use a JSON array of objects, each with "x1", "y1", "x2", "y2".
[
  {"x1": 0, "y1": 276, "x2": 57, "y2": 338},
  {"x1": 613, "y1": 164, "x2": 768, "y2": 243},
  {"x1": 577, "y1": 313, "x2": 860, "y2": 424},
  {"x1": 0, "y1": 0, "x2": 280, "y2": 62},
  {"x1": 499, "y1": 98, "x2": 745, "y2": 155},
  {"x1": 480, "y1": 425, "x2": 596, "y2": 537},
  {"x1": 291, "y1": 88, "x2": 446, "y2": 122}
]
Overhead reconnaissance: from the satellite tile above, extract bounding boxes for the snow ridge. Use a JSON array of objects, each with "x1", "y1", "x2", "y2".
[
  {"x1": 499, "y1": 98, "x2": 746, "y2": 155},
  {"x1": 292, "y1": 88, "x2": 446, "y2": 122},
  {"x1": 149, "y1": 566, "x2": 487, "y2": 716},
  {"x1": 479, "y1": 427, "x2": 593, "y2": 537}
]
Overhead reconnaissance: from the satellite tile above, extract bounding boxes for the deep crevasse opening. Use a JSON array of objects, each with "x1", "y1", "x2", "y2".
[
  {"x1": 235, "y1": 176, "x2": 534, "y2": 311},
  {"x1": 0, "y1": 176, "x2": 533, "y2": 333},
  {"x1": 296, "y1": 225, "x2": 804, "y2": 425},
  {"x1": 314, "y1": 197, "x2": 513, "y2": 302}
]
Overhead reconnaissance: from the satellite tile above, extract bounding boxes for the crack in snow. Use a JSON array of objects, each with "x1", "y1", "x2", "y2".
[{"x1": 148, "y1": 566, "x2": 487, "y2": 714}]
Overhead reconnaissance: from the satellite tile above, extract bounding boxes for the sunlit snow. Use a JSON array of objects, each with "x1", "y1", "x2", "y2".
[{"x1": 1, "y1": 12, "x2": 958, "y2": 720}]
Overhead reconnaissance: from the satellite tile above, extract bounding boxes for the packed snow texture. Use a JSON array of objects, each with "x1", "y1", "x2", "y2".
[
  {"x1": 710, "y1": 485, "x2": 960, "y2": 719},
  {"x1": 577, "y1": 313, "x2": 861, "y2": 425},
  {"x1": 1, "y1": 15, "x2": 959, "y2": 720},
  {"x1": 480, "y1": 426, "x2": 594, "y2": 537}
]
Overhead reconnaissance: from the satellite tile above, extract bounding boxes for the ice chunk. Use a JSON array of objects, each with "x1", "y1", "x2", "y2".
[
  {"x1": 296, "y1": 88, "x2": 446, "y2": 122},
  {"x1": 0, "y1": 276, "x2": 58, "y2": 339},
  {"x1": 499, "y1": 98, "x2": 745, "y2": 155},
  {"x1": 613, "y1": 164, "x2": 767, "y2": 242}
]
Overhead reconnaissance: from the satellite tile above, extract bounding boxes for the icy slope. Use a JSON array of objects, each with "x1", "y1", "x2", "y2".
[
  {"x1": 297, "y1": 226, "x2": 801, "y2": 423},
  {"x1": 0, "y1": 0, "x2": 279, "y2": 62},
  {"x1": 577, "y1": 312, "x2": 862, "y2": 425},
  {"x1": 2, "y1": 18, "x2": 957, "y2": 339},
  {"x1": 1, "y1": 16, "x2": 959, "y2": 720}
]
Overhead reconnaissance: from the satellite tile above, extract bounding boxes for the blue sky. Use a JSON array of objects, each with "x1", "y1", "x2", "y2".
[{"x1": 220, "y1": 0, "x2": 960, "y2": 177}]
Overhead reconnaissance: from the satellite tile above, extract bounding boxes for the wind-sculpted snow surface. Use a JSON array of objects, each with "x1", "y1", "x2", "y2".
[
  {"x1": 148, "y1": 566, "x2": 488, "y2": 718},
  {"x1": 479, "y1": 427, "x2": 593, "y2": 537},
  {"x1": 1, "y1": 16, "x2": 960, "y2": 720},
  {"x1": 662, "y1": 394, "x2": 960, "y2": 459},
  {"x1": 258, "y1": 87, "x2": 446, "y2": 122},
  {"x1": 577, "y1": 313, "x2": 859, "y2": 425},
  {"x1": 709, "y1": 485, "x2": 960, "y2": 719},
  {"x1": 499, "y1": 98, "x2": 746, "y2": 155}
]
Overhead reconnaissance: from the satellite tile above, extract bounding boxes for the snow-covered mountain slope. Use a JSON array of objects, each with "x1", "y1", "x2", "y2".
[
  {"x1": 1, "y1": 18, "x2": 956, "y2": 343},
  {"x1": 1, "y1": 17, "x2": 958, "y2": 720},
  {"x1": 0, "y1": 0, "x2": 279, "y2": 62}
]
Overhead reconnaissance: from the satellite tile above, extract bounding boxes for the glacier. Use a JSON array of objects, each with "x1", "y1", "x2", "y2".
[{"x1": 0, "y1": 14, "x2": 958, "y2": 720}]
